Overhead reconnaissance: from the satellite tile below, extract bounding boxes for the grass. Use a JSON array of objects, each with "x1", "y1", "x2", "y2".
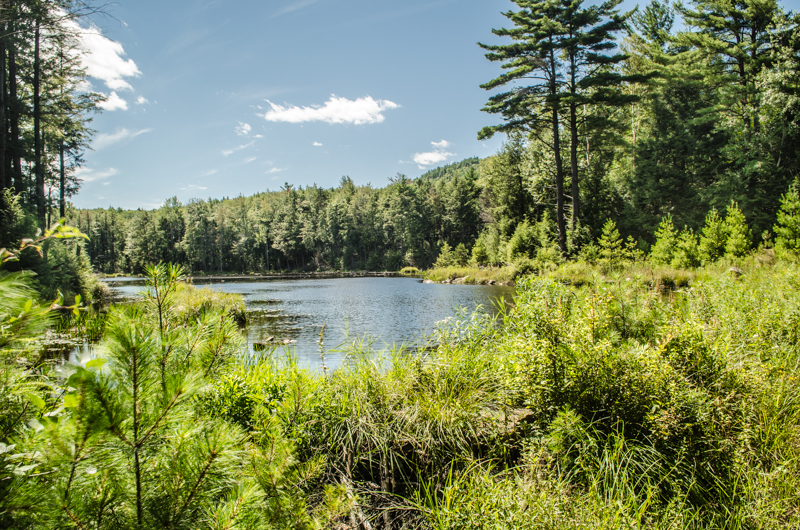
[
  {"x1": 195, "y1": 255, "x2": 800, "y2": 528},
  {"x1": 9, "y1": 256, "x2": 800, "y2": 528},
  {"x1": 173, "y1": 282, "x2": 247, "y2": 324},
  {"x1": 424, "y1": 265, "x2": 517, "y2": 284}
]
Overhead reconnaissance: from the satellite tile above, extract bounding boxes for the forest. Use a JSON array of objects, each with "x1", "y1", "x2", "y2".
[
  {"x1": 0, "y1": 0, "x2": 799, "y2": 293},
  {"x1": 2, "y1": 0, "x2": 800, "y2": 528}
]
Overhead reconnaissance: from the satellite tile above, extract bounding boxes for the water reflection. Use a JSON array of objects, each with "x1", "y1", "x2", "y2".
[{"x1": 107, "y1": 277, "x2": 515, "y2": 369}]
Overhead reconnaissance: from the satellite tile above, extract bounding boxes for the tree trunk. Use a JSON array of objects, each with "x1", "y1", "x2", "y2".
[
  {"x1": 0, "y1": 20, "x2": 7, "y2": 193},
  {"x1": 8, "y1": 34, "x2": 21, "y2": 194},
  {"x1": 550, "y1": 48, "x2": 567, "y2": 254},
  {"x1": 569, "y1": 48, "x2": 580, "y2": 234},
  {"x1": 570, "y1": 101, "x2": 579, "y2": 233},
  {"x1": 59, "y1": 143, "x2": 65, "y2": 218},
  {"x1": 34, "y1": 17, "x2": 44, "y2": 225}
]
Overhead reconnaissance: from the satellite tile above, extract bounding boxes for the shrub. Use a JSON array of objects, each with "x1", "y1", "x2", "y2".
[
  {"x1": 507, "y1": 220, "x2": 538, "y2": 261},
  {"x1": 671, "y1": 228, "x2": 701, "y2": 269},
  {"x1": 598, "y1": 219, "x2": 624, "y2": 271},
  {"x1": 774, "y1": 181, "x2": 800, "y2": 253},
  {"x1": 453, "y1": 243, "x2": 470, "y2": 267},
  {"x1": 699, "y1": 208, "x2": 727, "y2": 264},
  {"x1": 723, "y1": 201, "x2": 752, "y2": 258},
  {"x1": 470, "y1": 236, "x2": 490, "y2": 266},
  {"x1": 435, "y1": 242, "x2": 456, "y2": 268},
  {"x1": 650, "y1": 214, "x2": 677, "y2": 265}
]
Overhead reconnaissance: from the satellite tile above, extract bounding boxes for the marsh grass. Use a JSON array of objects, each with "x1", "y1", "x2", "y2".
[
  {"x1": 9, "y1": 257, "x2": 800, "y2": 528},
  {"x1": 190, "y1": 258, "x2": 800, "y2": 529},
  {"x1": 424, "y1": 265, "x2": 517, "y2": 283}
]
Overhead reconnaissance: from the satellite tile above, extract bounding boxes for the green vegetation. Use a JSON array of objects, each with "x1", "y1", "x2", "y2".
[
  {"x1": 4, "y1": 248, "x2": 800, "y2": 527},
  {"x1": 1, "y1": 0, "x2": 800, "y2": 526}
]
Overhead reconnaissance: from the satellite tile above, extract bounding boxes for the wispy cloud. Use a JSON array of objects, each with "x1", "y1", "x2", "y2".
[
  {"x1": 97, "y1": 91, "x2": 128, "y2": 111},
  {"x1": 93, "y1": 128, "x2": 152, "y2": 149},
  {"x1": 267, "y1": 167, "x2": 286, "y2": 174},
  {"x1": 313, "y1": 141, "x2": 323, "y2": 146},
  {"x1": 263, "y1": 95, "x2": 399, "y2": 125},
  {"x1": 243, "y1": 156, "x2": 257, "y2": 164},
  {"x1": 201, "y1": 169, "x2": 218, "y2": 177},
  {"x1": 74, "y1": 167, "x2": 119, "y2": 183},
  {"x1": 135, "y1": 96, "x2": 149, "y2": 105},
  {"x1": 180, "y1": 184, "x2": 208, "y2": 191},
  {"x1": 235, "y1": 121, "x2": 252, "y2": 136},
  {"x1": 413, "y1": 140, "x2": 455, "y2": 169},
  {"x1": 67, "y1": 19, "x2": 141, "y2": 92},
  {"x1": 271, "y1": 0, "x2": 321, "y2": 19},
  {"x1": 222, "y1": 141, "x2": 255, "y2": 156}
]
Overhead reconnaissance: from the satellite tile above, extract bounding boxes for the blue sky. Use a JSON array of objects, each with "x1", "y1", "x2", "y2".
[{"x1": 73, "y1": 0, "x2": 799, "y2": 210}]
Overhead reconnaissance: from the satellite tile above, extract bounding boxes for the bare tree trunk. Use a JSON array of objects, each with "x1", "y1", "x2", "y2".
[
  {"x1": 550, "y1": 47, "x2": 567, "y2": 254},
  {"x1": 34, "y1": 16, "x2": 44, "y2": 225},
  {"x1": 8, "y1": 33, "x2": 21, "y2": 194},
  {"x1": 59, "y1": 143, "x2": 65, "y2": 218},
  {"x1": 570, "y1": 101, "x2": 579, "y2": 233},
  {"x1": 0, "y1": 19, "x2": 7, "y2": 193}
]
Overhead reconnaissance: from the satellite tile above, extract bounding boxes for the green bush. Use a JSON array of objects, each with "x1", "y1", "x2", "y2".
[
  {"x1": 671, "y1": 228, "x2": 701, "y2": 269},
  {"x1": 723, "y1": 201, "x2": 752, "y2": 258},
  {"x1": 471, "y1": 235, "x2": 490, "y2": 266},
  {"x1": 699, "y1": 208, "x2": 727, "y2": 264},
  {"x1": 650, "y1": 214, "x2": 678, "y2": 265},
  {"x1": 774, "y1": 181, "x2": 800, "y2": 253},
  {"x1": 507, "y1": 220, "x2": 538, "y2": 261}
]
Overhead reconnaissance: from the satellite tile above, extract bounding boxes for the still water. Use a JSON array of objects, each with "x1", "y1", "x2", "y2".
[{"x1": 107, "y1": 277, "x2": 515, "y2": 369}]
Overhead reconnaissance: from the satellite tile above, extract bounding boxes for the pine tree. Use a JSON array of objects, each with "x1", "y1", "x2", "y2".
[
  {"x1": 723, "y1": 201, "x2": 752, "y2": 258},
  {"x1": 774, "y1": 181, "x2": 800, "y2": 253},
  {"x1": 650, "y1": 213, "x2": 677, "y2": 264},
  {"x1": 699, "y1": 208, "x2": 727, "y2": 263},
  {"x1": 479, "y1": 0, "x2": 639, "y2": 251},
  {"x1": 598, "y1": 218, "x2": 624, "y2": 270}
]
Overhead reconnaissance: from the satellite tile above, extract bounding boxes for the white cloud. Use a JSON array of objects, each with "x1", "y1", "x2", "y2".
[
  {"x1": 180, "y1": 184, "x2": 208, "y2": 191},
  {"x1": 93, "y1": 128, "x2": 152, "y2": 149},
  {"x1": 243, "y1": 156, "x2": 257, "y2": 164},
  {"x1": 313, "y1": 141, "x2": 323, "y2": 146},
  {"x1": 235, "y1": 122, "x2": 252, "y2": 136},
  {"x1": 254, "y1": 134, "x2": 263, "y2": 138},
  {"x1": 413, "y1": 140, "x2": 455, "y2": 169},
  {"x1": 267, "y1": 167, "x2": 285, "y2": 174},
  {"x1": 97, "y1": 91, "x2": 128, "y2": 111},
  {"x1": 135, "y1": 96, "x2": 149, "y2": 105},
  {"x1": 68, "y1": 19, "x2": 141, "y2": 91},
  {"x1": 201, "y1": 169, "x2": 218, "y2": 177},
  {"x1": 74, "y1": 167, "x2": 119, "y2": 183},
  {"x1": 222, "y1": 141, "x2": 254, "y2": 156},
  {"x1": 263, "y1": 95, "x2": 399, "y2": 125}
]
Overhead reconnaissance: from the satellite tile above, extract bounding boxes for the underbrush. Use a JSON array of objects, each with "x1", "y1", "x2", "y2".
[
  {"x1": 200, "y1": 262, "x2": 800, "y2": 528},
  {"x1": 4, "y1": 260, "x2": 800, "y2": 528}
]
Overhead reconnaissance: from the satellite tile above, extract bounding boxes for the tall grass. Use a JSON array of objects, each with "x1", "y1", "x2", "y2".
[{"x1": 194, "y1": 258, "x2": 800, "y2": 528}]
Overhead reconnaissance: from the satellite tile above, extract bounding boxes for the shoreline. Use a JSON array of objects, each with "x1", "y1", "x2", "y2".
[{"x1": 100, "y1": 271, "x2": 404, "y2": 283}]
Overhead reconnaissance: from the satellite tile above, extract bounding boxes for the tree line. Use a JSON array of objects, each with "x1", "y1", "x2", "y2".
[{"x1": 2, "y1": 0, "x2": 800, "y2": 281}]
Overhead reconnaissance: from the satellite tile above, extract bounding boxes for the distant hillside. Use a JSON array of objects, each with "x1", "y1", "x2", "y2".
[{"x1": 419, "y1": 157, "x2": 481, "y2": 181}]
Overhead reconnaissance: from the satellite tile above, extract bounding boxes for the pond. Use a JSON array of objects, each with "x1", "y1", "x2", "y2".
[{"x1": 106, "y1": 276, "x2": 515, "y2": 369}]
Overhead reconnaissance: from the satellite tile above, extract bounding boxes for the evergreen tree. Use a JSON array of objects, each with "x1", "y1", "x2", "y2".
[
  {"x1": 479, "y1": 0, "x2": 638, "y2": 251},
  {"x1": 650, "y1": 213, "x2": 678, "y2": 264},
  {"x1": 774, "y1": 181, "x2": 800, "y2": 253}
]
